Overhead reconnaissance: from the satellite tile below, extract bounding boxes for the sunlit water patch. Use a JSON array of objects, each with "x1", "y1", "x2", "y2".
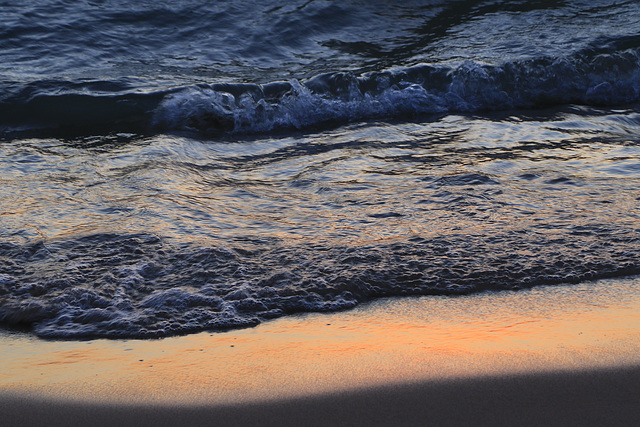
[{"x1": 1, "y1": 106, "x2": 639, "y2": 338}]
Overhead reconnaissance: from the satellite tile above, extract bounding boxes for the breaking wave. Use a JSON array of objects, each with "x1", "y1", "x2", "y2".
[{"x1": 2, "y1": 40, "x2": 640, "y2": 137}]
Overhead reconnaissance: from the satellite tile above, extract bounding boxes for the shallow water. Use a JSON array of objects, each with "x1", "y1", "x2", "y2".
[{"x1": 1, "y1": 0, "x2": 639, "y2": 338}]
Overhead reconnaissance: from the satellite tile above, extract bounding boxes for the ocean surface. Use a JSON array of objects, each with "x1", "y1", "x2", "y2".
[{"x1": 1, "y1": 0, "x2": 639, "y2": 339}]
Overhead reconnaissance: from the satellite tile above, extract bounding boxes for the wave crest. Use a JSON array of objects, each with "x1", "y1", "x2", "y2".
[
  {"x1": 154, "y1": 48, "x2": 640, "y2": 135},
  {"x1": 2, "y1": 43, "x2": 639, "y2": 137}
]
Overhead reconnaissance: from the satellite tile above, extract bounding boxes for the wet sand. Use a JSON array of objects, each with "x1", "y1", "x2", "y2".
[{"x1": 1, "y1": 277, "x2": 639, "y2": 426}]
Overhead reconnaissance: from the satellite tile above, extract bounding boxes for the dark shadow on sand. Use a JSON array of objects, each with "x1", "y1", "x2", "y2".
[{"x1": 2, "y1": 365, "x2": 639, "y2": 427}]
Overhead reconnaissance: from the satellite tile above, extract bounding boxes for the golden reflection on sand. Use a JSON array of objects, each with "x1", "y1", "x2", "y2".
[{"x1": 1, "y1": 277, "x2": 639, "y2": 405}]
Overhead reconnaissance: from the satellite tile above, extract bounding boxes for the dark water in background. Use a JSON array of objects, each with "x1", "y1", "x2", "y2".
[{"x1": 1, "y1": 0, "x2": 639, "y2": 338}]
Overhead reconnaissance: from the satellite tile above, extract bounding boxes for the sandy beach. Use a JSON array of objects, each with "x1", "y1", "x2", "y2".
[{"x1": 2, "y1": 277, "x2": 640, "y2": 426}]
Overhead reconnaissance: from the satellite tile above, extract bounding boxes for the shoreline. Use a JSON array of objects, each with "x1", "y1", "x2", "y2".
[{"x1": 1, "y1": 277, "x2": 639, "y2": 424}]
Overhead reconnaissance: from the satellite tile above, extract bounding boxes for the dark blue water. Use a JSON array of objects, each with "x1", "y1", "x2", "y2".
[{"x1": 1, "y1": 0, "x2": 639, "y2": 338}]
